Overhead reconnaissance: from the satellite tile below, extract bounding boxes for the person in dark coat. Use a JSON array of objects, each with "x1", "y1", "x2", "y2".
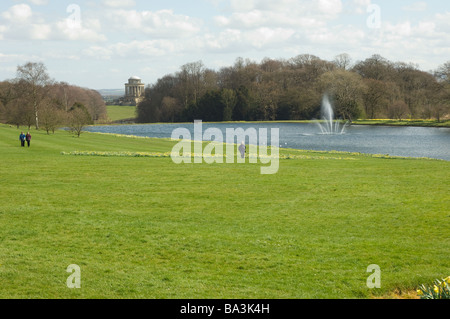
[
  {"x1": 26, "y1": 132, "x2": 32, "y2": 147},
  {"x1": 19, "y1": 132, "x2": 26, "y2": 147}
]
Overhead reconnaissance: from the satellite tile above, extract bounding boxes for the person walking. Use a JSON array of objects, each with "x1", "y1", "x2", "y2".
[
  {"x1": 239, "y1": 141, "x2": 246, "y2": 159},
  {"x1": 19, "y1": 132, "x2": 26, "y2": 147},
  {"x1": 26, "y1": 132, "x2": 32, "y2": 148}
]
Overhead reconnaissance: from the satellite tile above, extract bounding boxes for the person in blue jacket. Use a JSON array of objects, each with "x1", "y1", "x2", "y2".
[{"x1": 19, "y1": 132, "x2": 26, "y2": 147}]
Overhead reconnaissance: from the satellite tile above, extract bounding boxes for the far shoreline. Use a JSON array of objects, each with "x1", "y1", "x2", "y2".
[{"x1": 92, "y1": 119, "x2": 450, "y2": 128}]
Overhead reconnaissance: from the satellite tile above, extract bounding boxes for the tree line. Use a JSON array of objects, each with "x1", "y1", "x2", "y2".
[
  {"x1": 0, "y1": 62, "x2": 107, "y2": 135},
  {"x1": 137, "y1": 54, "x2": 450, "y2": 123}
]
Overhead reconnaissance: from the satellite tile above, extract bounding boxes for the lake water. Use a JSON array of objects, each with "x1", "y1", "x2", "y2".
[{"x1": 85, "y1": 122, "x2": 450, "y2": 161}]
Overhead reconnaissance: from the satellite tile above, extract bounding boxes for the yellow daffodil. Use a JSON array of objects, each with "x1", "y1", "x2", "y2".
[
  {"x1": 433, "y1": 285, "x2": 439, "y2": 294},
  {"x1": 417, "y1": 289, "x2": 423, "y2": 296}
]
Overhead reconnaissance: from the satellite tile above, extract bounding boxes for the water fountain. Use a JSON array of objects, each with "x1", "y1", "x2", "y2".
[{"x1": 316, "y1": 95, "x2": 348, "y2": 135}]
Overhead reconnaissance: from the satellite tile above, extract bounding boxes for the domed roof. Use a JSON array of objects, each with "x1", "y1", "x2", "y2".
[{"x1": 129, "y1": 76, "x2": 141, "y2": 80}]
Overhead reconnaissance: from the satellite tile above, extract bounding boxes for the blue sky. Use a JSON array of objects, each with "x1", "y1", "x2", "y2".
[{"x1": 1, "y1": 0, "x2": 449, "y2": 90}]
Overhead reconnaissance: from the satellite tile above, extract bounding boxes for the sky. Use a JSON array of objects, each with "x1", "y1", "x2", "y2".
[{"x1": 0, "y1": 0, "x2": 449, "y2": 90}]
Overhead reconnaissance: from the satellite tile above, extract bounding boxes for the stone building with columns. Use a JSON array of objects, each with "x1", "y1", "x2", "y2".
[{"x1": 123, "y1": 76, "x2": 145, "y2": 105}]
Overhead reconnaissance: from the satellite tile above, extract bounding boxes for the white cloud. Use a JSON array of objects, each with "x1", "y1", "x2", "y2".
[
  {"x1": 201, "y1": 27, "x2": 296, "y2": 52},
  {"x1": 82, "y1": 46, "x2": 114, "y2": 60},
  {"x1": 247, "y1": 27, "x2": 296, "y2": 49},
  {"x1": 349, "y1": 0, "x2": 372, "y2": 14},
  {"x1": 215, "y1": 0, "x2": 341, "y2": 30},
  {"x1": 83, "y1": 38, "x2": 188, "y2": 61},
  {"x1": 385, "y1": 21, "x2": 412, "y2": 38},
  {"x1": 435, "y1": 12, "x2": 450, "y2": 32},
  {"x1": 106, "y1": 9, "x2": 202, "y2": 38},
  {"x1": 13, "y1": 0, "x2": 49, "y2": 5},
  {"x1": 355, "y1": 10, "x2": 450, "y2": 72},
  {"x1": 112, "y1": 40, "x2": 173, "y2": 57},
  {"x1": 29, "y1": 0, "x2": 48, "y2": 5},
  {"x1": 2, "y1": 0, "x2": 449, "y2": 89},
  {"x1": 29, "y1": 23, "x2": 52, "y2": 40},
  {"x1": 318, "y1": 0, "x2": 343, "y2": 16},
  {"x1": 201, "y1": 29, "x2": 242, "y2": 51},
  {"x1": 102, "y1": 0, "x2": 136, "y2": 8},
  {"x1": 54, "y1": 17, "x2": 106, "y2": 42},
  {"x1": 403, "y1": 2, "x2": 428, "y2": 12},
  {"x1": 83, "y1": 24, "x2": 296, "y2": 61},
  {"x1": 0, "y1": 25, "x2": 6, "y2": 39},
  {"x1": 2, "y1": 4, "x2": 33, "y2": 23},
  {"x1": 209, "y1": 0, "x2": 346, "y2": 56},
  {"x1": 0, "y1": 53, "x2": 27, "y2": 62},
  {"x1": 381, "y1": 14, "x2": 449, "y2": 43},
  {"x1": 306, "y1": 25, "x2": 365, "y2": 45},
  {"x1": 43, "y1": 51, "x2": 80, "y2": 61},
  {"x1": 229, "y1": 0, "x2": 302, "y2": 13},
  {"x1": 415, "y1": 21, "x2": 438, "y2": 38},
  {"x1": 0, "y1": 4, "x2": 106, "y2": 42}
]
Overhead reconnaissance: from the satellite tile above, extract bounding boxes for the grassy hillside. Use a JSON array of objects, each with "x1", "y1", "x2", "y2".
[
  {"x1": 106, "y1": 105, "x2": 136, "y2": 122},
  {"x1": 0, "y1": 124, "x2": 448, "y2": 298}
]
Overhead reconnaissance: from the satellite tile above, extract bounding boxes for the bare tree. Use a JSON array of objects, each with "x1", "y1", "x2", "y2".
[
  {"x1": 289, "y1": 54, "x2": 335, "y2": 83},
  {"x1": 254, "y1": 81, "x2": 280, "y2": 121},
  {"x1": 395, "y1": 64, "x2": 437, "y2": 118},
  {"x1": 68, "y1": 103, "x2": 93, "y2": 137},
  {"x1": 0, "y1": 81, "x2": 18, "y2": 108},
  {"x1": 16, "y1": 62, "x2": 53, "y2": 130},
  {"x1": 428, "y1": 82, "x2": 450, "y2": 122},
  {"x1": 362, "y1": 79, "x2": 390, "y2": 118},
  {"x1": 133, "y1": 54, "x2": 448, "y2": 123},
  {"x1": 334, "y1": 53, "x2": 353, "y2": 70},
  {"x1": 389, "y1": 101, "x2": 409, "y2": 121},
  {"x1": 160, "y1": 96, "x2": 181, "y2": 122},
  {"x1": 435, "y1": 61, "x2": 450, "y2": 84},
  {"x1": 0, "y1": 81, "x2": 18, "y2": 123},
  {"x1": 353, "y1": 54, "x2": 394, "y2": 81},
  {"x1": 178, "y1": 61, "x2": 205, "y2": 107},
  {"x1": 5, "y1": 99, "x2": 26, "y2": 128},
  {"x1": 221, "y1": 89, "x2": 237, "y2": 121},
  {"x1": 319, "y1": 69, "x2": 366, "y2": 121},
  {"x1": 40, "y1": 103, "x2": 66, "y2": 134}
]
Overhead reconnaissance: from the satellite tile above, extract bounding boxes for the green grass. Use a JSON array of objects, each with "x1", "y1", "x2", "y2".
[
  {"x1": 353, "y1": 119, "x2": 450, "y2": 127},
  {"x1": 106, "y1": 105, "x2": 136, "y2": 122},
  {"x1": 0, "y1": 124, "x2": 448, "y2": 299}
]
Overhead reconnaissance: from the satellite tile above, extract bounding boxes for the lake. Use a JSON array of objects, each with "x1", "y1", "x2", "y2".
[{"x1": 85, "y1": 122, "x2": 450, "y2": 161}]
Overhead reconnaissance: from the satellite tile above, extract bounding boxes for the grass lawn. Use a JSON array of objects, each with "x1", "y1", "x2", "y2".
[
  {"x1": 352, "y1": 119, "x2": 450, "y2": 128},
  {"x1": 0, "y1": 124, "x2": 448, "y2": 299},
  {"x1": 106, "y1": 105, "x2": 136, "y2": 122}
]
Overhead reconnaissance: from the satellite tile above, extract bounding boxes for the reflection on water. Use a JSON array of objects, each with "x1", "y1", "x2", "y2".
[{"x1": 85, "y1": 122, "x2": 450, "y2": 161}]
